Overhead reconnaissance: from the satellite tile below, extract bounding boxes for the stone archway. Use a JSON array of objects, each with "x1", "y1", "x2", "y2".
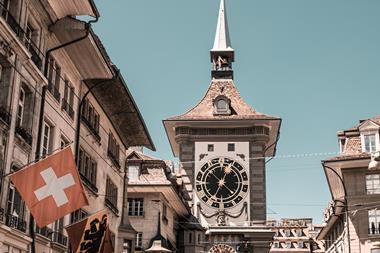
[{"x1": 208, "y1": 244, "x2": 237, "y2": 253}]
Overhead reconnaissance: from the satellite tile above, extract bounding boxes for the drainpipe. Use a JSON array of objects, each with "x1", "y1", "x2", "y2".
[{"x1": 31, "y1": 16, "x2": 97, "y2": 253}]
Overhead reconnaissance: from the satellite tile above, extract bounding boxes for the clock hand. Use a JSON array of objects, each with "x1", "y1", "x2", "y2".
[
  {"x1": 223, "y1": 183, "x2": 235, "y2": 195},
  {"x1": 209, "y1": 171, "x2": 222, "y2": 182}
]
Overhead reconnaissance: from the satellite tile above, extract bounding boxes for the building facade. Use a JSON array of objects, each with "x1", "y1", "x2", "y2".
[
  {"x1": 268, "y1": 218, "x2": 324, "y2": 252},
  {"x1": 125, "y1": 150, "x2": 201, "y2": 253},
  {"x1": 0, "y1": 0, "x2": 154, "y2": 252},
  {"x1": 163, "y1": 1, "x2": 281, "y2": 252},
  {"x1": 317, "y1": 116, "x2": 380, "y2": 253}
]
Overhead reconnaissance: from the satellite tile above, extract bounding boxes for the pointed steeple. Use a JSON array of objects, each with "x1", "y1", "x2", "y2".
[
  {"x1": 211, "y1": 0, "x2": 235, "y2": 80},
  {"x1": 212, "y1": 0, "x2": 233, "y2": 52}
]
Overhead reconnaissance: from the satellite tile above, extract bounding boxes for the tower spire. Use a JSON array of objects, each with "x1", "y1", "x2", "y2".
[
  {"x1": 211, "y1": 0, "x2": 235, "y2": 80},
  {"x1": 212, "y1": 0, "x2": 233, "y2": 52}
]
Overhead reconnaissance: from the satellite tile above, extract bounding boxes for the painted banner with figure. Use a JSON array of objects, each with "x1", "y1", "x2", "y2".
[
  {"x1": 66, "y1": 209, "x2": 114, "y2": 253},
  {"x1": 10, "y1": 147, "x2": 89, "y2": 227}
]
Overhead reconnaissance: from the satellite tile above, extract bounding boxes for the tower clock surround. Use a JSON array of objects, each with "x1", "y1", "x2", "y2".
[{"x1": 194, "y1": 141, "x2": 250, "y2": 226}]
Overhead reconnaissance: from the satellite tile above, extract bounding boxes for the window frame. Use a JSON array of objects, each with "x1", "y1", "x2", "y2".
[
  {"x1": 213, "y1": 95, "x2": 231, "y2": 115},
  {"x1": 16, "y1": 87, "x2": 25, "y2": 127},
  {"x1": 369, "y1": 209, "x2": 380, "y2": 235},
  {"x1": 42, "y1": 121, "x2": 53, "y2": 157},
  {"x1": 128, "y1": 198, "x2": 144, "y2": 216},
  {"x1": 108, "y1": 132, "x2": 120, "y2": 168},
  {"x1": 70, "y1": 209, "x2": 88, "y2": 224},
  {"x1": 366, "y1": 174, "x2": 380, "y2": 195},
  {"x1": 364, "y1": 134, "x2": 377, "y2": 153},
  {"x1": 128, "y1": 165, "x2": 140, "y2": 181},
  {"x1": 228, "y1": 143, "x2": 235, "y2": 152},
  {"x1": 135, "y1": 232, "x2": 143, "y2": 249},
  {"x1": 105, "y1": 177, "x2": 118, "y2": 214},
  {"x1": 78, "y1": 148, "x2": 98, "y2": 192}
]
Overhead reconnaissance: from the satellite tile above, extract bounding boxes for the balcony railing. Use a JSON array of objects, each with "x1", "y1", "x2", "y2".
[
  {"x1": 105, "y1": 198, "x2": 119, "y2": 215},
  {"x1": 79, "y1": 173, "x2": 98, "y2": 193},
  {"x1": 0, "y1": 3, "x2": 42, "y2": 69},
  {"x1": 0, "y1": 208, "x2": 27, "y2": 232},
  {"x1": 369, "y1": 224, "x2": 380, "y2": 235},
  {"x1": 15, "y1": 125, "x2": 32, "y2": 146},
  {"x1": 107, "y1": 149, "x2": 120, "y2": 168},
  {"x1": 47, "y1": 82, "x2": 61, "y2": 102},
  {"x1": 81, "y1": 116, "x2": 101, "y2": 142},
  {"x1": 62, "y1": 99, "x2": 74, "y2": 119},
  {"x1": 25, "y1": 41, "x2": 42, "y2": 69},
  {"x1": 52, "y1": 231, "x2": 68, "y2": 246},
  {"x1": 0, "y1": 106, "x2": 11, "y2": 125},
  {"x1": 36, "y1": 226, "x2": 53, "y2": 238}
]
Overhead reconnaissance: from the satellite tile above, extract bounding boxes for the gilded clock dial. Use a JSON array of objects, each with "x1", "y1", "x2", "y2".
[{"x1": 196, "y1": 157, "x2": 249, "y2": 209}]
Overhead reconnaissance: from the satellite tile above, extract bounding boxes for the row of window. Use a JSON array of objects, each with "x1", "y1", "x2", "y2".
[
  {"x1": 78, "y1": 148, "x2": 98, "y2": 192},
  {"x1": 108, "y1": 133, "x2": 120, "y2": 168},
  {"x1": 207, "y1": 143, "x2": 235, "y2": 152},
  {"x1": 273, "y1": 241, "x2": 308, "y2": 249},
  {"x1": 105, "y1": 177, "x2": 118, "y2": 212},
  {"x1": 82, "y1": 98, "x2": 100, "y2": 140},
  {"x1": 274, "y1": 228, "x2": 305, "y2": 237},
  {"x1": 47, "y1": 58, "x2": 75, "y2": 119}
]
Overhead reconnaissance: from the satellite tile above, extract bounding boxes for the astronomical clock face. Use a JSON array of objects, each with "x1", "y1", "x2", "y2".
[{"x1": 195, "y1": 157, "x2": 249, "y2": 209}]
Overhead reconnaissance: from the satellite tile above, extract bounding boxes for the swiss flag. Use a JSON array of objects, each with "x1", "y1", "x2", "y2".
[{"x1": 10, "y1": 147, "x2": 89, "y2": 227}]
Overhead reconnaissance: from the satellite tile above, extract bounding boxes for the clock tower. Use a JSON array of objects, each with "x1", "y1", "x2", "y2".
[{"x1": 164, "y1": 1, "x2": 281, "y2": 252}]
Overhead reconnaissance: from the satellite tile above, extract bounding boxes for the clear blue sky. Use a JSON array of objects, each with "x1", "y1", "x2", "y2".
[{"x1": 93, "y1": 0, "x2": 380, "y2": 223}]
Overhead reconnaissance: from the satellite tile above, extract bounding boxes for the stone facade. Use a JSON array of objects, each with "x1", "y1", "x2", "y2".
[
  {"x1": 318, "y1": 116, "x2": 380, "y2": 253},
  {"x1": 0, "y1": 0, "x2": 153, "y2": 252},
  {"x1": 126, "y1": 150, "x2": 198, "y2": 253}
]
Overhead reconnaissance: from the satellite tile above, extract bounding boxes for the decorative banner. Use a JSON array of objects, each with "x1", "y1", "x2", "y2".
[
  {"x1": 10, "y1": 147, "x2": 89, "y2": 227},
  {"x1": 66, "y1": 210, "x2": 113, "y2": 253}
]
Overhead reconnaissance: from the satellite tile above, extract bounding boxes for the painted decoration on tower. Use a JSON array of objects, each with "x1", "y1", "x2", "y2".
[{"x1": 208, "y1": 244, "x2": 237, "y2": 253}]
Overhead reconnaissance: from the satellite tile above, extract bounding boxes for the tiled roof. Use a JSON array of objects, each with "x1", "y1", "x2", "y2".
[
  {"x1": 126, "y1": 149, "x2": 161, "y2": 161},
  {"x1": 166, "y1": 80, "x2": 279, "y2": 121},
  {"x1": 325, "y1": 116, "x2": 380, "y2": 162},
  {"x1": 343, "y1": 137, "x2": 361, "y2": 154},
  {"x1": 129, "y1": 167, "x2": 171, "y2": 185},
  {"x1": 347, "y1": 115, "x2": 380, "y2": 131},
  {"x1": 324, "y1": 152, "x2": 370, "y2": 162},
  {"x1": 126, "y1": 150, "x2": 174, "y2": 185}
]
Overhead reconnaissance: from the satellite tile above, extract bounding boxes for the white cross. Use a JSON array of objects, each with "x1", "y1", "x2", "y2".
[{"x1": 34, "y1": 167, "x2": 75, "y2": 207}]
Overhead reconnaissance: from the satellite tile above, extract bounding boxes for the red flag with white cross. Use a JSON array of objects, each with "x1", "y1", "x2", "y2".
[{"x1": 10, "y1": 147, "x2": 89, "y2": 227}]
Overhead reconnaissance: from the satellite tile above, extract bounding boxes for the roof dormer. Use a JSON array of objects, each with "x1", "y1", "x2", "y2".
[
  {"x1": 213, "y1": 95, "x2": 231, "y2": 115},
  {"x1": 359, "y1": 120, "x2": 380, "y2": 153}
]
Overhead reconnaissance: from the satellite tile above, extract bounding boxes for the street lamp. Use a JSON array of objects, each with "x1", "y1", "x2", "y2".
[{"x1": 322, "y1": 163, "x2": 351, "y2": 253}]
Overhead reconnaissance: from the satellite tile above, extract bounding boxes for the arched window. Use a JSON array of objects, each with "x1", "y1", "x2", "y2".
[{"x1": 213, "y1": 96, "x2": 231, "y2": 115}]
